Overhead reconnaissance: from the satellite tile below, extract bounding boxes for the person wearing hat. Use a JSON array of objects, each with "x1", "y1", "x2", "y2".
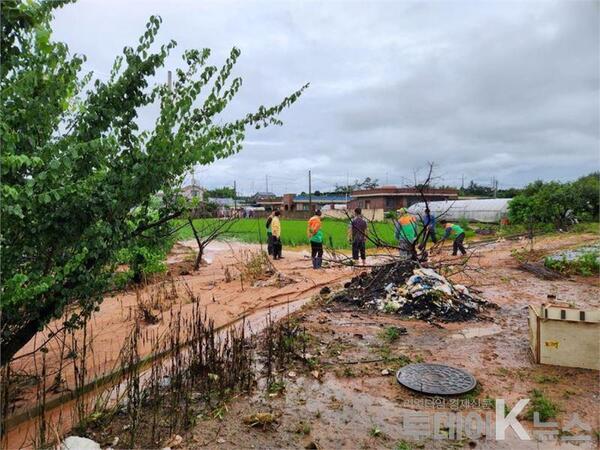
[
  {"x1": 307, "y1": 210, "x2": 324, "y2": 269},
  {"x1": 440, "y1": 220, "x2": 467, "y2": 255},
  {"x1": 419, "y1": 207, "x2": 438, "y2": 251},
  {"x1": 394, "y1": 207, "x2": 418, "y2": 259}
]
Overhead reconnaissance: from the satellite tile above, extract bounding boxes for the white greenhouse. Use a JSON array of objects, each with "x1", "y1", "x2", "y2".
[{"x1": 407, "y1": 198, "x2": 511, "y2": 223}]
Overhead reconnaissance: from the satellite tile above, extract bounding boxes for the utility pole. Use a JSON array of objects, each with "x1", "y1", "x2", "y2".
[
  {"x1": 265, "y1": 174, "x2": 269, "y2": 193},
  {"x1": 233, "y1": 180, "x2": 237, "y2": 210},
  {"x1": 308, "y1": 170, "x2": 312, "y2": 213},
  {"x1": 346, "y1": 171, "x2": 349, "y2": 202},
  {"x1": 461, "y1": 174, "x2": 465, "y2": 190},
  {"x1": 167, "y1": 70, "x2": 172, "y2": 91}
]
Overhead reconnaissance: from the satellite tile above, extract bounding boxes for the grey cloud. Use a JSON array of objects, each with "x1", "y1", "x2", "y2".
[{"x1": 52, "y1": 0, "x2": 599, "y2": 193}]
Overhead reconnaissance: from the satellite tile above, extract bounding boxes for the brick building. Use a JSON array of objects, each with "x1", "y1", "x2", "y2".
[{"x1": 348, "y1": 186, "x2": 458, "y2": 211}]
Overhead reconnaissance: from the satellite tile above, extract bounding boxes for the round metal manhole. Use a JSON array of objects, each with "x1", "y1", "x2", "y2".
[{"x1": 396, "y1": 363, "x2": 476, "y2": 395}]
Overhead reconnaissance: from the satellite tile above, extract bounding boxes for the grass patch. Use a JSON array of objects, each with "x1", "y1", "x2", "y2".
[
  {"x1": 534, "y1": 374, "x2": 560, "y2": 384},
  {"x1": 294, "y1": 421, "x2": 311, "y2": 435},
  {"x1": 525, "y1": 389, "x2": 559, "y2": 422},
  {"x1": 571, "y1": 222, "x2": 600, "y2": 234},
  {"x1": 460, "y1": 383, "x2": 482, "y2": 402},
  {"x1": 377, "y1": 346, "x2": 412, "y2": 366},
  {"x1": 267, "y1": 380, "x2": 286, "y2": 395},
  {"x1": 342, "y1": 367, "x2": 356, "y2": 377},
  {"x1": 326, "y1": 340, "x2": 351, "y2": 357},
  {"x1": 378, "y1": 326, "x2": 404, "y2": 343}
]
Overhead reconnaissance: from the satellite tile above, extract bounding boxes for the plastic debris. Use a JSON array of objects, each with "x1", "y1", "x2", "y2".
[
  {"x1": 334, "y1": 261, "x2": 495, "y2": 322},
  {"x1": 61, "y1": 437, "x2": 101, "y2": 450}
]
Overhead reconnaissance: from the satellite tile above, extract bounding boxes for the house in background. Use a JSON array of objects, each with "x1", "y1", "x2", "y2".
[
  {"x1": 251, "y1": 192, "x2": 282, "y2": 210},
  {"x1": 283, "y1": 193, "x2": 349, "y2": 212},
  {"x1": 252, "y1": 191, "x2": 277, "y2": 202},
  {"x1": 181, "y1": 183, "x2": 206, "y2": 201},
  {"x1": 348, "y1": 186, "x2": 458, "y2": 211}
]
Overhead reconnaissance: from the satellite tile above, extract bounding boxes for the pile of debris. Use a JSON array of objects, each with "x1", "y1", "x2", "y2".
[{"x1": 334, "y1": 262, "x2": 495, "y2": 322}]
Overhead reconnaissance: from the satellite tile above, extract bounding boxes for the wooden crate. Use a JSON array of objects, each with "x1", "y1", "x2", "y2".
[{"x1": 529, "y1": 303, "x2": 600, "y2": 370}]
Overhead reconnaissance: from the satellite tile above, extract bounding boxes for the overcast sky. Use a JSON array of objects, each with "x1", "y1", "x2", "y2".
[{"x1": 52, "y1": 0, "x2": 599, "y2": 195}]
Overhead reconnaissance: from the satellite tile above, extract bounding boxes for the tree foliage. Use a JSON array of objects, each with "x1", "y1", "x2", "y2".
[
  {"x1": 459, "y1": 181, "x2": 521, "y2": 198},
  {"x1": 205, "y1": 186, "x2": 236, "y2": 198},
  {"x1": 0, "y1": 0, "x2": 307, "y2": 364},
  {"x1": 508, "y1": 173, "x2": 599, "y2": 227},
  {"x1": 334, "y1": 176, "x2": 379, "y2": 193}
]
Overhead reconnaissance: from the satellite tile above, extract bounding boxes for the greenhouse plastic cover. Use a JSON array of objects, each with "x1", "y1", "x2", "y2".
[{"x1": 407, "y1": 198, "x2": 511, "y2": 223}]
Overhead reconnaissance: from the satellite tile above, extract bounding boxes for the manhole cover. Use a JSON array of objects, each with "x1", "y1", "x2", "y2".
[{"x1": 396, "y1": 363, "x2": 476, "y2": 395}]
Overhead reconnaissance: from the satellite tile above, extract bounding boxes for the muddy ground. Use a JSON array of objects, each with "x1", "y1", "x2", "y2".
[
  {"x1": 4, "y1": 241, "x2": 354, "y2": 447},
  {"x1": 4, "y1": 233, "x2": 599, "y2": 449},
  {"x1": 178, "y1": 233, "x2": 599, "y2": 450}
]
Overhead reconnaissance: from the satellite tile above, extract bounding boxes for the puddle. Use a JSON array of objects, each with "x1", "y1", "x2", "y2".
[{"x1": 451, "y1": 324, "x2": 502, "y2": 339}]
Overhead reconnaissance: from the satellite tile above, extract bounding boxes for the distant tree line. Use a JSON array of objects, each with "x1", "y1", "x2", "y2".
[
  {"x1": 459, "y1": 181, "x2": 521, "y2": 198},
  {"x1": 334, "y1": 177, "x2": 379, "y2": 194}
]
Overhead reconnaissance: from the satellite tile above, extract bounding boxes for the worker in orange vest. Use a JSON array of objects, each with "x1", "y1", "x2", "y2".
[
  {"x1": 395, "y1": 208, "x2": 418, "y2": 259},
  {"x1": 307, "y1": 210, "x2": 323, "y2": 269}
]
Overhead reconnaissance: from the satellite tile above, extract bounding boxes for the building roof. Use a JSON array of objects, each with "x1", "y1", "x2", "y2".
[
  {"x1": 253, "y1": 191, "x2": 276, "y2": 198},
  {"x1": 255, "y1": 198, "x2": 283, "y2": 205},
  {"x1": 293, "y1": 194, "x2": 349, "y2": 203},
  {"x1": 351, "y1": 186, "x2": 458, "y2": 197},
  {"x1": 181, "y1": 185, "x2": 205, "y2": 192}
]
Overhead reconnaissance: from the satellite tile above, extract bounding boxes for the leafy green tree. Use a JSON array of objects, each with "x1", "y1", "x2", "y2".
[
  {"x1": 508, "y1": 173, "x2": 599, "y2": 228},
  {"x1": 459, "y1": 181, "x2": 493, "y2": 197},
  {"x1": 571, "y1": 172, "x2": 600, "y2": 219},
  {"x1": 206, "y1": 186, "x2": 236, "y2": 198},
  {"x1": 0, "y1": 0, "x2": 307, "y2": 364}
]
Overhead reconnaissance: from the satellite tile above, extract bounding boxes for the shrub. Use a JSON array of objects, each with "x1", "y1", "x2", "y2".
[
  {"x1": 509, "y1": 173, "x2": 600, "y2": 228},
  {"x1": 525, "y1": 389, "x2": 559, "y2": 422}
]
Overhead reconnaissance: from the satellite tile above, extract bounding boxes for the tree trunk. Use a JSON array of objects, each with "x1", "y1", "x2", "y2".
[
  {"x1": 188, "y1": 218, "x2": 204, "y2": 271},
  {"x1": 194, "y1": 246, "x2": 203, "y2": 271},
  {"x1": 1, "y1": 319, "x2": 43, "y2": 366},
  {"x1": 1, "y1": 294, "x2": 61, "y2": 366}
]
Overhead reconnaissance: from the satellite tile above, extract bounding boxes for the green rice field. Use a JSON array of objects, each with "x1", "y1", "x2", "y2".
[
  {"x1": 175, "y1": 218, "x2": 599, "y2": 250},
  {"x1": 176, "y1": 217, "x2": 398, "y2": 249}
]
